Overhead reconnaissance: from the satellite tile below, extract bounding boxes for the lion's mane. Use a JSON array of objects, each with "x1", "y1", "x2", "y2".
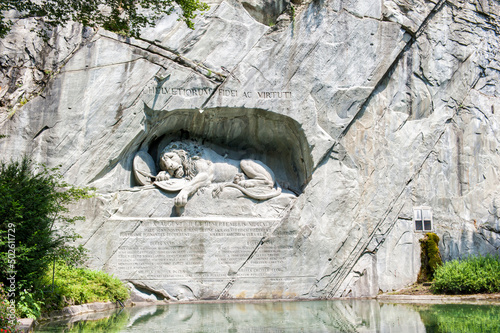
[{"x1": 159, "y1": 141, "x2": 202, "y2": 180}]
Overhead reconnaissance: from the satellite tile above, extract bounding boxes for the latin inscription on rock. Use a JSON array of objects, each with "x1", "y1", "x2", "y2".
[
  {"x1": 145, "y1": 87, "x2": 292, "y2": 99},
  {"x1": 109, "y1": 218, "x2": 294, "y2": 281}
]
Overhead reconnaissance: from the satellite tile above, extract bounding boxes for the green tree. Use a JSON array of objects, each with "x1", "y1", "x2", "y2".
[
  {"x1": 0, "y1": 156, "x2": 92, "y2": 291},
  {"x1": 0, "y1": 0, "x2": 209, "y2": 38}
]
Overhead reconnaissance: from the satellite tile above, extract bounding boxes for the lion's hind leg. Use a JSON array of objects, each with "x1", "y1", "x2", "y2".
[{"x1": 238, "y1": 159, "x2": 274, "y2": 188}]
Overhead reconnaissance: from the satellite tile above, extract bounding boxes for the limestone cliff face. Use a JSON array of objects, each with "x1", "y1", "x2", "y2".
[{"x1": 1, "y1": 0, "x2": 499, "y2": 299}]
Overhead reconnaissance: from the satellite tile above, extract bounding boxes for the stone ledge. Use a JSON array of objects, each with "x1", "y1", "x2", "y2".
[
  {"x1": 42, "y1": 300, "x2": 132, "y2": 320},
  {"x1": 18, "y1": 318, "x2": 34, "y2": 333},
  {"x1": 377, "y1": 293, "x2": 500, "y2": 304}
]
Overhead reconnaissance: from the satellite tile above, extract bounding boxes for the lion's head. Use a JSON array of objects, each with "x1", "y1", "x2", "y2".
[{"x1": 158, "y1": 141, "x2": 201, "y2": 180}]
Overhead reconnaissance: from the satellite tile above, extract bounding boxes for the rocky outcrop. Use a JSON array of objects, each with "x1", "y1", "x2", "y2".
[{"x1": 1, "y1": 0, "x2": 499, "y2": 299}]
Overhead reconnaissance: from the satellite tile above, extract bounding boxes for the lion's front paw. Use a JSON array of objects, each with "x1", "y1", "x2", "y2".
[
  {"x1": 156, "y1": 171, "x2": 170, "y2": 181},
  {"x1": 233, "y1": 173, "x2": 244, "y2": 184},
  {"x1": 174, "y1": 192, "x2": 188, "y2": 207}
]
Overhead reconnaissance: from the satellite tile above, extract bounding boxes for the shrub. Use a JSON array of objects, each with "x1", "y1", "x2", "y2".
[
  {"x1": 40, "y1": 262, "x2": 129, "y2": 313},
  {"x1": 0, "y1": 157, "x2": 92, "y2": 290},
  {"x1": 432, "y1": 254, "x2": 500, "y2": 294},
  {"x1": 15, "y1": 286, "x2": 42, "y2": 319},
  {"x1": 0, "y1": 285, "x2": 21, "y2": 333},
  {"x1": 0, "y1": 156, "x2": 93, "y2": 317}
]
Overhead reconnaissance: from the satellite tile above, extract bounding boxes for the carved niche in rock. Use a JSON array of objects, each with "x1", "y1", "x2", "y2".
[{"x1": 133, "y1": 141, "x2": 286, "y2": 208}]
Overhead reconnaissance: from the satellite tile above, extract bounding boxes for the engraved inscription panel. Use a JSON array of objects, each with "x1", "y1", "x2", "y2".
[{"x1": 109, "y1": 218, "x2": 293, "y2": 281}]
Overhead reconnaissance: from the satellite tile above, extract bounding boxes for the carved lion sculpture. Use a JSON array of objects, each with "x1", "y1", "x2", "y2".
[{"x1": 151, "y1": 141, "x2": 282, "y2": 207}]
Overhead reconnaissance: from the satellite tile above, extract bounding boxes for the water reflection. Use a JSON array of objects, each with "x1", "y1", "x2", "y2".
[
  {"x1": 35, "y1": 300, "x2": 500, "y2": 332},
  {"x1": 417, "y1": 304, "x2": 500, "y2": 333}
]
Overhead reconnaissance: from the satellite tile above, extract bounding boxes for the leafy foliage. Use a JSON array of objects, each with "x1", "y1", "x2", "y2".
[
  {"x1": 15, "y1": 285, "x2": 42, "y2": 319},
  {"x1": 0, "y1": 156, "x2": 92, "y2": 291},
  {"x1": 40, "y1": 262, "x2": 129, "y2": 312},
  {"x1": 0, "y1": 0, "x2": 209, "y2": 38},
  {"x1": 0, "y1": 157, "x2": 131, "y2": 319},
  {"x1": 418, "y1": 232, "x2": 442, "y2": 282},
  {"x1": 0, "y1": 285, "x2": 21, "y2": 333},
  {"x1": 432, "y1": 254, "x2": 500, "y2": 294}
]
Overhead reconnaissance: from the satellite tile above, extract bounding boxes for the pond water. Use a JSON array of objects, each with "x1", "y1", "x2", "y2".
[{"x1": 35, "y1": 300, "x2": 500, "y2": 333}]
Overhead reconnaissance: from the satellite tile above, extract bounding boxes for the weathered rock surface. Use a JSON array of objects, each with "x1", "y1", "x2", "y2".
[{"x1": 1, "y1": 0, "x2": 499, "y2": 300}]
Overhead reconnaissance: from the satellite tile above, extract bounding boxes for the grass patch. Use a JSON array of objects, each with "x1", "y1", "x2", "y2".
[
  {"x1": 432, "y1": 254, "x2": 500, "y2": 294},
  {"x1": 40, "y1": 262, "x2": 129, "y2": 313}
]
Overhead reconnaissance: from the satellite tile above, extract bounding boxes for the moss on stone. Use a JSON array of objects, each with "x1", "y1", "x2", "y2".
[{"x1": 418, "y1": 232, "x2": 443, "y2": 282}]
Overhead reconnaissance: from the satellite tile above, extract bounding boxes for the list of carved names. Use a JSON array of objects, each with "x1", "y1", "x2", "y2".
[{"x1": 115, "y1": 219, "x2": 292, "y2": 280}]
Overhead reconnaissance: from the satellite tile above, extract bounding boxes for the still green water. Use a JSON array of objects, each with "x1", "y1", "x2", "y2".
[{"x1": 35, "y1": 300, "x2": 500, "y2": 333}]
